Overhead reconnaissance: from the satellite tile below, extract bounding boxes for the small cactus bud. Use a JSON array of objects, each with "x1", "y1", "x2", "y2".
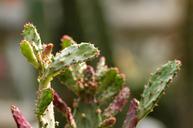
[
  {"x1": 123, "y1": 99, "x2": 139, "y2": 128},
  {"x1": 81, "y1": 113, "x2": 86, "y2": 118},
  {"x1": 96, "y1": 57, "x2": 107, "y2": 76},
  {"x1": 103, "y1": 86, "x2": 130, "y2": 117},
  {"x1": 11, "y1": 105, "x2": 32, "y2": 128},
  {"x1": 61, "y1": 35, "x2": 76, "y2": 49},
  {"x1": 83, "y1": 65, "x2": 97, "y2": 89},
  {"x1": 41, "y1": 43, "x2": 53, "y2": 63},
  {"x1": 100, "y1": 116, "x2": 116, "y2": 127},
  {"x1": 96, "y1": 108, "x2": 102, "y2": 114},
  {"x1": 83, "y1": 65, "x2": 95, "y2": 82},
  {"x1": 53, "y1": 91, "x2": 77, "y2": 128},
  {"x1": 20, "y1": 40, "x2": 39, "y2": 69}
]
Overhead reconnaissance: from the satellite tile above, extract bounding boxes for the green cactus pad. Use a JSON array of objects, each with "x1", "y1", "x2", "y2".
[
  {"x1": 59, "y1": 68, "x2": 81, "y2": 95},
  {"x1": 50, "y1": 43, "x2": 99, "y2": 74},
  {"x1": 96, "y1": 68, "x2": 125, "y2": 103},
  {"x1": 20, "y1": 40, "x2": 39, "y2": 69},
  {"x1": 137, "y1": 60, "x2": 181, "y2": 119},
  {"x1": 74, "y1": 103, "x2": 101, "y2": 128},
  {"x1": 36, "y1": 88, "x2": 53, "y2": 116},
  {"x1": 22, "y1": 23, "x2": 42, "y2": 52}
]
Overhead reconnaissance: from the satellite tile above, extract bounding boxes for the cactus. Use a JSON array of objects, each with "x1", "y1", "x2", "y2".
[{"x1": 11, "y1": 23, "x2": 181, "y2": 128}]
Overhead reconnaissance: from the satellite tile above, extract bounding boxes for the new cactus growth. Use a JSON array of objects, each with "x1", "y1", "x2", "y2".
[
  {"x1": 11, "y1": 105, "x2": 32, "y2": 128},
  {"x1": 11, "y1": 23, "x2": 181, "y2": 128}
]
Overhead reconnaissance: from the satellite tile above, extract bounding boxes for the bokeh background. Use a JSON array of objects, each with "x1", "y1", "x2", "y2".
[{"x1": 0, "y1": 0, "x2": 193, "y2": 128}]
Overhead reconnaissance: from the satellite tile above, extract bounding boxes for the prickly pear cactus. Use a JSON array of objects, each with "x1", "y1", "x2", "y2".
[{"x1": 11, "y1": 23, "x2": 181, "y2": 128}]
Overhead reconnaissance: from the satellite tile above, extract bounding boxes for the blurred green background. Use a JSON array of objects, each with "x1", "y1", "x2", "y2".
[{"x1": 0, "y1": 0, "x2": 193, "y2": 128}]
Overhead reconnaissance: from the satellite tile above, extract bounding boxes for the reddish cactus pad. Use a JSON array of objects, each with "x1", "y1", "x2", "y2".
[{"x1": 11, "y1": 105, "x2": 32, "y2": 128}]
